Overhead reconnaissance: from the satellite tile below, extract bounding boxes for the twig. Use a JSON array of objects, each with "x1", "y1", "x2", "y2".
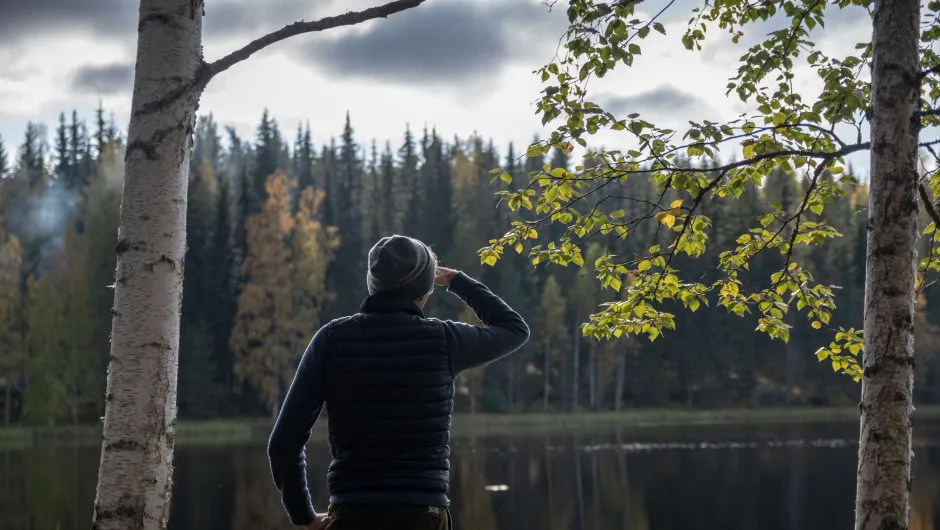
[
  {"x1": 920, "y1": 63, "x2": 940, "y2": 80},
  {"x1": 919, "y1": 182, "x2": 940, "y2": 227},
  {"x1": 200, "y1": 0, "x2": 426, "y2": 88}
]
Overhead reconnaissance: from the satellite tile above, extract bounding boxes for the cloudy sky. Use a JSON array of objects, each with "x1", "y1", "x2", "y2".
[{"x1": 0, "y1": 0, "x2": 878, "y2": 172}]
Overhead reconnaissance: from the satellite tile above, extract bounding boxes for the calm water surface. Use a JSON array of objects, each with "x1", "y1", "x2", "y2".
[{"x1": 3, "y1": 421, "x2": 940, "y2": 530}]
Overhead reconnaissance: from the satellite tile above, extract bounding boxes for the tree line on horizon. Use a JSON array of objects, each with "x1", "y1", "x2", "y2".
[{"x1": 1, "y1": 107, "x2": 939, "y2": 426}]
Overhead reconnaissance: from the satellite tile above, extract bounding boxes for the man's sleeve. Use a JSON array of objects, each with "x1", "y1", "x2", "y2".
[
  {"x1": 267, "y1": 324, "x2": 328, "y2": 527},
  {"x1": 442, "y1": 271, "x2": 530, "y2": 375}
]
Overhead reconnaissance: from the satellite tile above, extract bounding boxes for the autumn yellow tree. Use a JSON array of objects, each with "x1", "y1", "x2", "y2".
[{"x1": 231, "y1": 171, "x2": 337, "y2": 417}]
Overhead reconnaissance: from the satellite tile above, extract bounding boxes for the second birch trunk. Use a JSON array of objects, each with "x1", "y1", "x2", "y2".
[{"x1": 855, "y1": 0, "x2": 920, "y2": 528}]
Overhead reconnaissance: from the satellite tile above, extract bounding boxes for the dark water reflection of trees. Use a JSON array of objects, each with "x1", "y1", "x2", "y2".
[{"x1": 2, "y1": 422, "x2": 939, "y2": 530}]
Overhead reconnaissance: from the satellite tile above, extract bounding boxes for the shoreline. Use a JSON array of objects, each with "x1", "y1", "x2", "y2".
[{"x1": 4, "y1": 406, "x2": 940, "y2": 449}]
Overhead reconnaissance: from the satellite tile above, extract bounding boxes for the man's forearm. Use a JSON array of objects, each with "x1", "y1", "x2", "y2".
[{"x1": 445, "y1": 272, "x2": 530, "y2": 373}]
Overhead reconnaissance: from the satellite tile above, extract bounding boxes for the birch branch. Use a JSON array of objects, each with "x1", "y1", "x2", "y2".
[{"x1": 200, "y1": 0, "x2": 427, "y2": 88}]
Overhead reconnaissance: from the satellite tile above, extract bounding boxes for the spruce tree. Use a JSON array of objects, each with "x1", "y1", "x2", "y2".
[
  {"x1": 252, "y1": 109, "x2": 280, "y2": 213},
  {"x1": 395, "y1": 124, "x2": 418, "y2": 234},
  {"x1": 54, "y1": 112, "x2": 70, "y2": 182},
  {"x1": 328, "y1": 112, "x2": 365, "y2": 316},
  {"x1": 94, "y1": 102, "x2": 106, "y2": 158},
  {"x1": 0, "y1": 135, "x2": 8, "y2": 179},
  {"x1": 421, "y1": 129, "x2": 453, "y2": 256},
  {"x1": 379, "y1": 142, "x2": 395, "y2": 234}
]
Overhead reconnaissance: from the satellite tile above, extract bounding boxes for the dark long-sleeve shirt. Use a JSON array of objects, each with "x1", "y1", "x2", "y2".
[{"x1": 267, "y1": 271, "x2": 529, "y2": 525}]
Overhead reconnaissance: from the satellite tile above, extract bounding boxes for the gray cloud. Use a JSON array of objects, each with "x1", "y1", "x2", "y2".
[
  {"x1": 0, "y1": 0, "x2": 136, "y2": 41},
  {"x1": 0, "y1": 0, "x2": 345, "y2": 43},
  {"x1": 71, "y1": 64, "x2": 135, "y2": 95},
  {"x1": 203, "y1": 0, "x2": 354, "y2": 38},
  {"x1": 600, "y1": 85, "x2": 715, "y2": 120},
  {"x1": 294, "y1": 1, "x2": 567, "y2": 86}
]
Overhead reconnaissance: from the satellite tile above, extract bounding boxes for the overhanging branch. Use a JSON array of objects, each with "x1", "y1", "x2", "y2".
[{"x1": 199, "y1": 0, "x2": 427, "y2": 89}]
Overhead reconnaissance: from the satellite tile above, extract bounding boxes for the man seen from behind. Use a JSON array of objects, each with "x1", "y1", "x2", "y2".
[{"x1": 267, "y1": 235, "x2": 530, "y2": 530}]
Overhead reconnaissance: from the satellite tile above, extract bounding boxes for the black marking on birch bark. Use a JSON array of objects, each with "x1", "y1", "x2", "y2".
[
  {"x1": 144, "y1": 255, "x2": 177, "y2": 272},
  {"x1": 139, "y1": 13, "x2": 184, "y2": 31},
  {"x1": 879, "y1": 517, "x2": 905, "y2": 530},
  {"x1": 866, "y1": 429, "x2": 889, "y2": 443},
  {"x1": 104, "y1": 439, "x2": 143, "y2": 452},
  {"x1": 115, "y1": 238, "x2": 147, "y2": 253},
  {"x1": 144, "y1": 340, "x2": 172, "y2": 352},
  {"x1": 132, "y1": 79, "x2": 201, "y2": 119},
  {"x1": 880, "y1": 286, "x2": 906, "y2": 297},
  {"x1": 864, "y1": 355, "x2": 916, "y2": 377},
  {"x1": 189, "y1": 0, "x2": 204, "y2": 20},
  {"x1": 871, "y1": 241, "x2": 900, "y2": 256},
  {"x1": 105, "y1": 392, "x2": 113, "y2": 402},
  {"x1": 150, "y1": 123, "x2": 186, "y2": 146},
  {"x1": 93, "y1": 501, "x2": 146, "y2": 524},
  {"x1": 125, "y1": 140, "x2": 160, "y2": 161}
]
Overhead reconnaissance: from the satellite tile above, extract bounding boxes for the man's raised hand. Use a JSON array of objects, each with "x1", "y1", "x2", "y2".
[{"x1": 434, "y1": 267, "x2": 458, "y2": 287}]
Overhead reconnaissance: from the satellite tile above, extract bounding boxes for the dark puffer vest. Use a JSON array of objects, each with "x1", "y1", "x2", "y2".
[
  {"x1": 268, "y1": 272, "x2": 529, "y2": 526},
  {"x1": 323, "y1": 296, "x2": 454, "y2": 506}
]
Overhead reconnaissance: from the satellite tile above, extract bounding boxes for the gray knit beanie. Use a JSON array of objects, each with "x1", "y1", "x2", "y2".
[{"x1": 366, "y1": 235, "x2": 436, "y2": 301}]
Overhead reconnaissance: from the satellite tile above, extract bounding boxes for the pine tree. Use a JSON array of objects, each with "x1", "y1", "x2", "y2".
[
  {"x1": 94, "y1": 102, "x2": 106, "y2": 158},
  {"x1": 293, "y1": 123, "x2": 316, "y2": 195},
  {"x1": 319, "y1": 140, "x2": 338, "y2": 228},
  {"x1": 0, "y1": 135, "x2": 9, "y2": 179},
  {"x1": 18, "y1": 122, "x2": 47, "y2": 189},
  {"x1": 179, "y1": 155, "x2": 222, "y2": 418},
  {"x1": 328, "y1": 112, "x2": 365, "y2": 316},
  {"x1": 252, "y1": 109, "x2": 279, "y2": 213},
  {"x1": 54, "y1": 113, "x2": 70, "y2": 183},
  {"x1": 420, "y1": 129, "x2": 454, "y2": 254},
  {"x1": 395, "y1": 124, "x2": 419, "y2": 234},
  {"x1": 210, "y1": 169, "x2": 237, "y2": 411},
  {"x1": 378, "y1": 142, "x2": 396, "y2": 234},
  {"x1": 364, "y1": 140, "x2": 382, "y2": 244}
]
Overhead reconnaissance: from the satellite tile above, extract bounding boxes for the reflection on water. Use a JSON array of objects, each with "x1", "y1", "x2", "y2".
[{"x1": 2, "y1": 421, "x2": 940, "y2": 530}]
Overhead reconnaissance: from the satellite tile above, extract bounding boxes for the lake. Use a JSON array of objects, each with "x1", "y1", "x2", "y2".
[{"x1": 2, "y1": 420, "x2": 940, "y2": 529}]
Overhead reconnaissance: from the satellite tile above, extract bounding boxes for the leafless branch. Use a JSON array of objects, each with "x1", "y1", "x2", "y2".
[
  {"x1": 920, "y1": 63, "x2": 940, "y2": 80},
  {"x1": 200, "y1": 0, "x2": 426, "y2": 88},
  {"x1": 919, "y1": 182, "x2": 940, "y2": 227}
]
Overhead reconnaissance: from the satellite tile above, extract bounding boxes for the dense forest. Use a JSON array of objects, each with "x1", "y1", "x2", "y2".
[{"x1": 0, "y1": 107, "x2": 939, "y2": 426}]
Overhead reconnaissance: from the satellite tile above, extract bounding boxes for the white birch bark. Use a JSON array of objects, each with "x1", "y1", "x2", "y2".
[
  {"x1": 91, "y1": 1, "x2": 203, "y2": 529},
  {"x1": 90, "y1": 1, "x2": 426, "y2": 529},
  {"x1": 855, "y1": 0, "x2": 920, "y2": 528}
]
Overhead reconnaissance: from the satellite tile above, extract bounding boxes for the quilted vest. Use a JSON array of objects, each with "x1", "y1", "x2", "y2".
[{"x1": 323, "y1": 296, "x2": 454, "y2": 506}]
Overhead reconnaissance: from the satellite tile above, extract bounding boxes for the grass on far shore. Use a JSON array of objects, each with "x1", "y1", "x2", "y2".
[{"x1": 3, "y1": 405, "x2": 940, "y2": 450}]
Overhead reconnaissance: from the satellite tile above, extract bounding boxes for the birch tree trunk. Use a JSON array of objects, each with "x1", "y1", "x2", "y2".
[
  {"x1": 92, "y1": 2, "x2": 203, "y2": 529},
  {"x1": 88, "y1": 2, "x2": 425, "y2": 528},
  {"x1": 855, "y1": 0, "x2": 920, "y2": 528}
]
